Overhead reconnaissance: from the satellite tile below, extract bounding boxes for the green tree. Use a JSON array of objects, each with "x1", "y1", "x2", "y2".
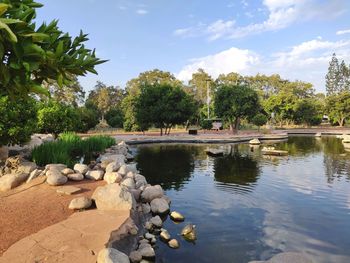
[
  {"x1": 326, "y1": 91, "x2": 350, "y2": 127},
  {"x1": 86, "y1": 81, "x2": 124, "y2": 120},
  {"x1": 214, "y1": 85, "x2": 259, "y2": 133},
  {"x1": 0, "y1": 96, "x2": 37, "y2": 145},
  {"x1": 216, "y1": 72, "x2": 244, "y2": 86},
  {"x1": 122, "y1": 69, "x2": 182, "y2": 131},
  {"x1": 135, "y1": 83, "x2": 196, "y2": 135},
  {"x1": 105, "y1": 107, "x2": 124, "y2": 128},
  {"x1": 0, "y1": 0, "x2": 106, "y2": 97},
  {"x1": 293, "y1": 99, "x2": 322, "y2": 126},
  {"x1": 75, "y1": 106, "x2": 99, "y2": 132},
  {"x1": 189, "y1": 68, "x2": 215, "y2": 105},
  {"x1": 326, "y1": 53, "x2": 340, "y2": 95},
  {"x1": 251, "y1": 113, "x2": 268, "y2": 131},
  {"x1": 37, "y1": 102, "x2": 79, "y2": 137}
]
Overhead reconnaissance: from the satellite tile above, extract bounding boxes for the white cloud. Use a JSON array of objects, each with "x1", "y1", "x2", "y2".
[
  {"x1": 173, "y1": 0, "x2": 346, "y2": 40},
  {"x1": 177, "y1": 37, "x2": 350, "y2": 92},
  {"x1": 136, "y1": 9, "x2": 148, "y2": 15},
  {"x1": 337, "y1": 29, "x2": 350, "y2": 35}
]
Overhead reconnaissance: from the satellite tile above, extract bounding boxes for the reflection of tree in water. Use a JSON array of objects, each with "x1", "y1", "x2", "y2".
[
  {"x1": 213, "y1": 145, "x2": 260, "y2": 193},
  {"x1": 135, "y1": 145, "x2": 197, "y2": 191},
  {"x1": 278, "y1": 136, "x2": 322, "y2": 156},
  {"x1": 322, "y1": 137, "x2": 350, "y2": 183}
]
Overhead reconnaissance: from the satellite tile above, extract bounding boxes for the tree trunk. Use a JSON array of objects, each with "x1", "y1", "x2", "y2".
[
  {"x1": 167, "y1": 124, "x2": 172, "y2": 135},
  {"x1": 160, "y1": 127, "x2": 163, "y2": 136},
  {"x1": 339, "y1": 117, "x2": 345, "y2": 127}
]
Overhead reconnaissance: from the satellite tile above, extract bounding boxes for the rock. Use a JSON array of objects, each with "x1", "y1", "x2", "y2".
[
  {"x1": 150, "y1": 197, "x2": 170, "y2": 214},
  {"x1": 67, "y1": 173, "x2": 84, "y2": 181},
  {"x1": 163, "y1": 195, "x2": 171, "y2": 205},
  {"x1": 0, "y1": 173, "x2": 28, "y2": 192},
  {"x1": 92, "y1": 183, "x2": 135, "y2": 211},
  {"x1": 105, "y1": 161, "x2": 121, "y2": 173},
  {"x1": 73, "y1": 163, "x2": 89, "y2": 175},
  {"x1": 101, "y1": 159, "x2": 114, "y2": 170},
  {"x1": 129, "y1": 250, "x2": 142, "y2": 263},
  {"x1": 168, "y1": 239, "x2": 180, "y2": 249},
  {"x1": 138, "y1": 245, "x2": 155, "y2": 259},
  {"x1": 170, "y1": 211, "x2": 185, "y2": 222},
  {"x1": 100, "y1": 154, "x2": 126, "y2": 165},
  {"x1": 121, "y1": 177, "x2": 135, "y2": 189},
  {"x1": 145, "y1": 221, "x2": 153, "y2": 231},
  {"x1": 150, "y1": 216, "x2": 162, "y2": 228},
  {"x1": 181, "y1": 224, "x2": 197, "y2": 241},
  {"x1": 141, "y1": 185, "x2": 164, "y2": 202},
  {"x1": 97, "y1": 248, "x2": 130, "y2": 263},
  {"x1": 118, "y1": 165, "x2": 129, "y2": 176},
  {"x1": 61, "y1": 168, "x2": 74, "y2": 175},
  {"x1": 249, "y1": 138, "x2": 261, "y2": 145},
  {"x1": 135, "y1": 174, "x2": 147, "y2": 183},
  {"x1": 45, "y1": 163, "x2": 67, "y2": 172},
  {"x1": 144, "y1": 232, "x2": 155, "y2": 240},
  {"x1": 46, "y1": 171, "x2": 68, "y2": 186},
  {"x1": 26, "y1": 169, "x2": 42, "y2": 183},
  {"x1": 118, "y1": 141, "x2": 127, "y2": 146},
  {"x1": 104, "y1": 172, "x2": 122, "y2": 184},
  {"x1": 68, "y1": 196, "x2": 92, "y2": 210},
  {"x1": 126, "y1": 153, "x2": 134, "y2": 161},
  {"x1": 56, "y1": 186, "x2": 81, "y2": 195},
  {"x1": 139, "y1": 238, "x2": 149, "y2": 245},
  {"x1": 125, "y1": 171, "x2": 135, "y2": 179},
  {"x1": 85, "y1": 170, "x2": 104, "y2": 180},
  {"x1": 130, "y1": 189, "x2": 141, "y2": 201},
  {"x1": 16, "y1": 161, "x2": 37, "y2": 174},
  {"x1": 160, "y1": 229, "x2": 171, "y2": 241},
  {"x1": 248, "y1": 252, "x2": 313, "y2": 263},
  {"x1": 142, "y1": 203, "x2": 151, "y2": 214}
]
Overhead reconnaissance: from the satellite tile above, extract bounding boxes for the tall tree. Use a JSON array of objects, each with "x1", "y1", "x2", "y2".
[
  {"x1": 214, "y1": 85, "x2": 259, "y2": 133},
  {"x1": 326, "y1": 53, "x2": 340, "y2": 95},
  {"x1": 135, "y1": 83, "x2": 196, "y2": 135},
  {"x1": 189, "y1": 69, "x2": 215, "y2": 104},
  {"x1": 326, "y1": 91, "x2": 350, "y2": 127}
]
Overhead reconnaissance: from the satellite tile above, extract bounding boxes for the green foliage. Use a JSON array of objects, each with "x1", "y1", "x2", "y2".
[
  {"x1": 251, "y1": 113, "x2": 268, "y2": 129},
  {"x1": 0, "y1": 0, "x2": 106, "y2": 97},
  {"x1": 31, "y1": 134, "x2": 115, "y2": 167},
  {"x1": 199, "y1": 119, "x2": 212, "y2": 130},
  {"x1": 326, "y1": 91, "x2": 350, "y2": 126},
  {"x1": 135, "y1": 83, "x2": 196, "y2": 135},
  {"x1": 189, "y1": 68, "x2": 215, "y2": 104},
  {"x1": 326, "y1": 53, "x2": 350, "y2": 96},
  {"x1": 214, "y1": 85, "x2": 259, "y2": 131},
  {"x1": 293, "y1": 99, "x2": 322, "y2": 126},
  {"x1": 105, "y1": 107, "x2": 124, "y2": 128},
  {"x1": 0, "y1": 95, "x2": 37, "y2": 146},
  {"x1": 75, "y1": 106, "x2": 99, "y2": 132},
  {"x1": 37, "y1": 102, "x2": 79, "y2": 136}
]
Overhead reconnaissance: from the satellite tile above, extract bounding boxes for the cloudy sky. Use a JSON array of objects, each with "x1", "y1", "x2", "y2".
[{"x1": 37, "y1": 0, "x2": 350, "y2": 92}]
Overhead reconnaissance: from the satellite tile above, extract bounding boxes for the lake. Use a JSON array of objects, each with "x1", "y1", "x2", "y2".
[{"x1": 133, "y1": 136, "x2": 350, "y2": 263}]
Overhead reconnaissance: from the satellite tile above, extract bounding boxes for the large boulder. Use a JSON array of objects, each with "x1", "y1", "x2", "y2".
[
  {"x1": 0, "y1": 173, "x2": 28, "y2": 192},
  {"x1": 100, "y1": 154, "x2": 126, "y2": 165},
  {"x1": 85, "y1": 170, "x2": 104, "y2": 180},
  {"x1": 92, "y1": 183, "x2": 135, "y2": 211},
  {"x1": 73, "y1": 163, "x2": 89, "y2": 175},
  {"x1": 150, "y1": 197, "x2": 170, "y2": 214},
  {"x1": 105, "y1": 161, "x2": 122, "y2": 173},
  {"x1": 16, "y1": 161, "x2": 37, "y2": 174},
  {"x1": 46, "y1": 170, "x2": 68, "y2": 186},
  {"x1": 68, "y1": 197, "x2": 92, "y2": 210},
  {"x1": 104, "y1": 172, "x2": 122, "y2": 184},
  {"x1": 141, "y1": 185, "x2": 164, "y2": 202},
  {"x1": 97, "y1": 248, "x2": 130, "y2": 263}
]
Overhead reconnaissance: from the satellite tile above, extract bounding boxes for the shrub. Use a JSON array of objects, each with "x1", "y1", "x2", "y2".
[
  {"x1": 251, "y1": 113, "x2": 268, "y2": 130},
  {"x1": 31, "y1": 134, "x2": 115, "y2": 167},
  {"x1": 0, "y1": 96, "x2": 37, "y2": 146},
  {"x1": 106, "y1": 107, "x2": 124, "y2": 128},
  {"x1": 200, "y1": 119, "x2": 212, "y2": 130},
  {"x1": 75, "y1": 107, "x2": 99, "y2": 132}
]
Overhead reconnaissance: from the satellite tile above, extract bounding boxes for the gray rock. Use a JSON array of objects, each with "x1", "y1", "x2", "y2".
[
  {"x1": 68, "y1": 196, "x2": 92, "y2": 210},
  {"x1": 67, "y1": 173, "x2": 84, "y2": 181},
  {"x1": 121, "y1": 177, "x2": 135, "y2": 189},
  {"x1": 248, "y1": 252, "x2": 313, "y2": 263},
  {"x1": 46, "y1": 171, "x2": 68, "y2": 186},
  {"x1": 16, "y1": 161, "x2": 37, "y2": 174},
  {"x1": 26, "y1": 169, "x2": 42, "y2": 183},
  {"x1": 150, "y1": 197, "x2": 170, "y2": 214},
  {"x1": 97, "y1": 248, "x2": 130, "y2": 263},
  {"x1": 73, "y1": 163, "x2": 89, "y2": 175},
  {"x1": 137, "y1": 245, "x2": 155, "y2": 259},
  {"x1": 104, "y1": 172, "x2": 122, "y2": 184},
  {"x1": 144, "y1": 232, "x2": 155, "y2": 240},
  {"x1": 85, "y1": 169, "x2": 104, "y2": 180},
  {"x1": 0, "y1": 173, "x2": 28, "y2": 192},
  {"x1": 142, "y1": 203, "x2": 151, "y2": 214},
  {"x1": 61, "y1": 168, "x2": 74, "y2": 175},
  {"x1": 141, "y1": 185, "x2": 164, "y2": 202},
  {"x1": 100, "y1": 154, "x2": 126, "y2": 165},
  {"x1": 168, "y1": 239, "x2": 180, "y2": 249},
  {"x1": 145, "y1": 221, "x2": 153, "y2": 231},
  {"x1": 129, "y1": 250, "x2": 142, "y2": 263},
  {"x1": 105, "y1": 161, "x2": 121, "y2": 173},
  {"x1": 125, "y1": 171, "x2": 135, "y2": 179},
  {"x1": 150, "y1": 216, "x2": 162, "y2": 228},
  {"x1": 130, "y1": 189, "x2": 141, "y2": 201},
  {"x1": 45, "y1": 163, "x2": 67, "y2": 172},
  {"x1": 92, "y1": 183, "x2": 135, "y2": 211}
]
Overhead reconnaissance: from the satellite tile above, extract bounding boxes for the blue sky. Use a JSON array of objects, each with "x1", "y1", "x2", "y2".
[{"x1": 36, "y1": 0, "x2": 350, "y2": 93}]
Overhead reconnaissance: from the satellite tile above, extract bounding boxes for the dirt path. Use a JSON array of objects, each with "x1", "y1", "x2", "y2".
[{"x1": 0, "y1": 177, "x2": 105, "y2": 255}]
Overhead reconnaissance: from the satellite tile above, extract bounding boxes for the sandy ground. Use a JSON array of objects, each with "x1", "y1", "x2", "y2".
[{"x1": 0, "y1": 177, "x2": 105, "y2": 256}]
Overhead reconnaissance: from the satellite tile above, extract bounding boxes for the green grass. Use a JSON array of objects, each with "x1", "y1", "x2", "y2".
[{"x1": 31, "y1": 133, "x2": 115, "y2": 168}]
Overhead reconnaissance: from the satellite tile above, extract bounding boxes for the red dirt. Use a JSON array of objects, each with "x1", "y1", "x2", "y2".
[{"x1": 0, "y1": 177, "x2": 105, "y2": 256}]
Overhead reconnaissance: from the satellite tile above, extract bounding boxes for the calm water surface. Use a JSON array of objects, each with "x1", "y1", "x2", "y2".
[{"x1": 133, "y1": 136, "x2": 350, "y2": 263}]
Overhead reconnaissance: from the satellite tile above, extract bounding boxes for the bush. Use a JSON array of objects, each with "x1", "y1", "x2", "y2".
[
  {"x1": 0, "y1": 96, "x2": 37, "y2": 146},
  {"x1": 106, "y1": 108, "x2": 124, "y2": 128},
  {"x1": 76, "y1": 107, "x2": 99, "y2": 132},
  {"x1": 200, "y1": 119, "x2": 212, "y2": 130},
  {"x1": 31, "y1": 134, "x2": 115, "y2": 167},
  {"x1": 251, "y1": 113, "x2": 268, "y2": 130},
  {"x1": 37, "y1": 102, "x2": 79, "y2": 137}
]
